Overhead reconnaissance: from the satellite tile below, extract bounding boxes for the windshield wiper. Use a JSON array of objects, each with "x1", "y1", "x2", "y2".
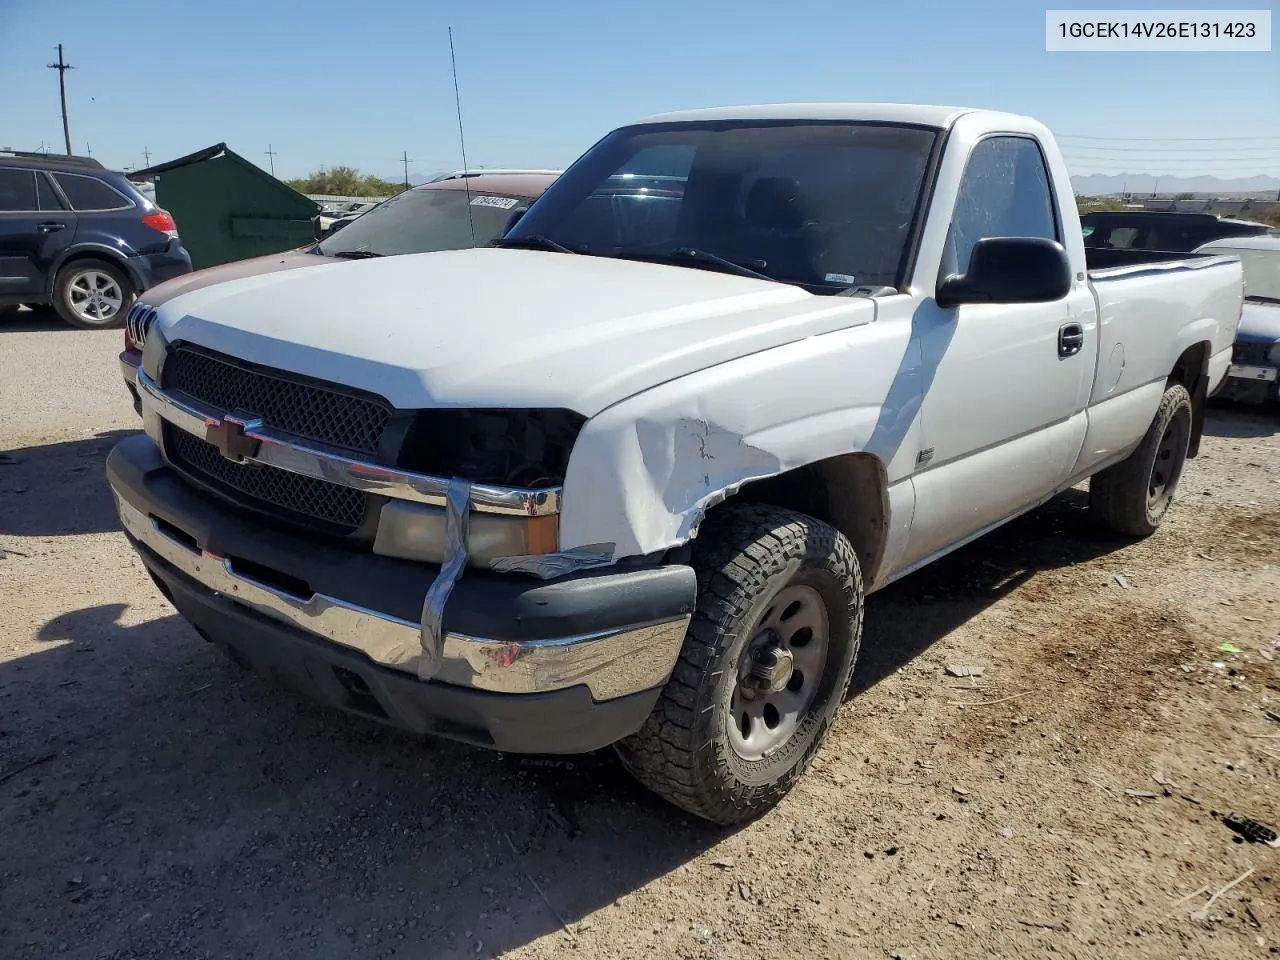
[
  {"x1": 608, "y1": 246, "x2": 775, "y2": 283},
  {"x1": 493, "y1": 234, "x2": 578, "y2": 255},
  {"x1": 672, "y1": 247, "x2": 773, "y2": 282},
  {"x1": 328, "y1": 250, "x2": 383, "y2": 259}
]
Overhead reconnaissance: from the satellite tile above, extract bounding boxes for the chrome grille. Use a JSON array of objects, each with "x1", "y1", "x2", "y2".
[
  {"x1": 163, "y1": 345, "x2": 392, "y2": 457},
  {"x1": 168, "y1": 428, "x2": 367, "y2": 531}
]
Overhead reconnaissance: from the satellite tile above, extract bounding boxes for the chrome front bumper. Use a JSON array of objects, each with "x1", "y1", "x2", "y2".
[{"x1": 116, "y1": 495, "x2": 690, "y2": 701}]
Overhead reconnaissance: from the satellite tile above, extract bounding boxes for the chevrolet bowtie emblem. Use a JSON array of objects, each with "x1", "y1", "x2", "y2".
[{"x1": 205, "y1": 416, "x2": 263, "y2": 463}]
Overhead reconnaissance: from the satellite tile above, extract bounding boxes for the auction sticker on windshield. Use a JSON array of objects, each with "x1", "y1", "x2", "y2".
[{"x1": 470, "y1": 195, "x2": 520, "y2": 209}]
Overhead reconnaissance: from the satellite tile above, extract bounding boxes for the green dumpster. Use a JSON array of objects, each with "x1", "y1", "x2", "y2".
[{"x1": 133, "y1": 143, "x2": 319, "y2": 269}]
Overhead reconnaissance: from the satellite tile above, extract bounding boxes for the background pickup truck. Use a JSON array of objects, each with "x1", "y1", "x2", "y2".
[{"x1": 106, "y1": 103, "x2": 1244, "y2": 825}]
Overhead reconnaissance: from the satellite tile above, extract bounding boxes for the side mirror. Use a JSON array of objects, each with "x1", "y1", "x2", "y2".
[
  {"x1": 502, "y1": 208, "x2": 527, "y2": 236},
  {"x1": 936, "y1": 237, "x2": 1072, "y2": 308}
]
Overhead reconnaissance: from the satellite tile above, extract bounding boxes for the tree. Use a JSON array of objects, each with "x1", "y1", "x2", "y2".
[{"x1": 285, "y1": 166, "x2": 405, "y2": 197}]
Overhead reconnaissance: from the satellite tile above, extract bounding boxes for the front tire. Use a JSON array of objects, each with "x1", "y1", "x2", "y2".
[
  {"x1": 617, "y1": 503, "x2": 863, "y2": 825},
  {"x1": 53, "y1": 259, "x2": 134, "y2": 330},
  {"x1": 1089, "y1": 382, "x2": 1192, "y2": 537}
]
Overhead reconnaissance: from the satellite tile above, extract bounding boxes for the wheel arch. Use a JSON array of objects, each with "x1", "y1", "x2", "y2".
[
  {"x1": 47, "y1": 245, "x2": 143, "y2": 297},
  {"x1": 693, "y1": 452, "x2": 891, "y2": 588},
  {"x1": 1168, "y1": 340, "x2": 1211, "y2": 459}
]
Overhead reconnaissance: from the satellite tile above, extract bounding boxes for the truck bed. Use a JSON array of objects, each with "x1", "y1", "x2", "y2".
[{"x1": 1084, "y1": 247, "x2": 1206, "y2": 272}]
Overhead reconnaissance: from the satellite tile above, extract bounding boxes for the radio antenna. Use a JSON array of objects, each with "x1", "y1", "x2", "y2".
[{"x1": 448, "y1": 26, "x2": 476, "y2": 245}]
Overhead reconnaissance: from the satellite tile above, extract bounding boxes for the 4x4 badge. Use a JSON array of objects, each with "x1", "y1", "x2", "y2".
[{"x1": 205, "y1": 416, "x2": 263, "y2": 463}]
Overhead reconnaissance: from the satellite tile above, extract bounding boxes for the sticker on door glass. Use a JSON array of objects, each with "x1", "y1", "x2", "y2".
[{"x1": 470, "y1": 195, "x2": 520, "y2": 209}]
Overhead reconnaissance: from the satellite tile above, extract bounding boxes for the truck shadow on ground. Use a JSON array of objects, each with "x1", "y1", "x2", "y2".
[
  {"x1": 0, "y1": 430, "x2": 134, "y2": 537},
  {"x1": 2, "y1": 482, "x2": 1144, "y2": 959},
  {"x1": 1204, "y1": 400, "x2": 1279, "y2": 438}
]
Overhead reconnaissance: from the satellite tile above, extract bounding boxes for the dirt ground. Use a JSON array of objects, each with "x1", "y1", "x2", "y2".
[{"x1": 2, "y1": 315, "x2": 1278, "y2": 960}]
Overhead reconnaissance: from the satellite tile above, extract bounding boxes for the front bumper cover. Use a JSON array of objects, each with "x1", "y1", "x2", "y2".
[{"x1": 106, "y1": 435, "x2": 697, "y2": 745}]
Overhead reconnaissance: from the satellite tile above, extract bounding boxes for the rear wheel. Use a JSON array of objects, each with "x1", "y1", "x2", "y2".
[
  {"x1": 53, "y1": 259, "x2": 134, "y2": 329},
  {"x1": 1089, "y1": 382, "x2": 1192, "y2": 537},
  {"x1": 616, "y1": 503, "x2": 863, "y2": 824}
]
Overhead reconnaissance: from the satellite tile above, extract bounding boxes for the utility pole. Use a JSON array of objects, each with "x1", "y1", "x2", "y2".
[
  {"x1": 142, "y1": 146, "x2": 151, "y2": 167},
  {"x1": 401, "y1": 150, "x2": 413, "y2": 191},
  {"x1": 265, "y1": 144, "x2": 277, "y2": 176},
  {"x1": 85, "y1": 142, "x2": 91, "y2": 156},
  {"x1": 46, "y1": 43, "x2": 74, "y2": 155}
]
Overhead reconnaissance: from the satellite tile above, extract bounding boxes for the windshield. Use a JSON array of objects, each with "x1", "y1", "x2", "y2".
[
  {"x1": 317, "y1": 188, "x2": 529, "y2": 257},
  {"x1": 504, "y1": 120, "x2": 938, "y2": 292},
  {"x1": 1235, "y1": 248, "x2": 1280, "y2": 301}
]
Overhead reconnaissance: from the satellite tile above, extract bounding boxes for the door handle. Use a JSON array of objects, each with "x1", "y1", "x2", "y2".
[
  {"x1": 1058, "y1": 322, "x2": 1084, "y2": 358},
  {"x1": 38, "y1": 221, "x2": 67, "y2": 233}
]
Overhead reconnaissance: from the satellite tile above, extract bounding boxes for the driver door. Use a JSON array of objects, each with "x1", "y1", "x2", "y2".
[{"x1": 900, "y1": 135, "x2": 1096, "y2": 568}]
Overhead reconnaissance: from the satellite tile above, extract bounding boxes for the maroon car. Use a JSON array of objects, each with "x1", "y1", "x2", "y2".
[{"x1": 120, "y1": 171, "x2": 560, "y2": 411}]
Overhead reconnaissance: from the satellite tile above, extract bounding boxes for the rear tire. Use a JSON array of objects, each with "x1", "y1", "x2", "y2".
[
  {"x1": 1089, "y1": 382, "x2": 1192, "y2": 537},
  {"x1": 616, "y1": 503, "x2": 863, "y2": 825},
  {"x1": 53, "y1": 259, "x2": 134, "y2": 330}
]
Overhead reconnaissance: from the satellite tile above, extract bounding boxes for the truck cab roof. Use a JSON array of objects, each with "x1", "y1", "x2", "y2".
[{"x1": 635, "y1": 102, "x2": 1025, "y2": 129}]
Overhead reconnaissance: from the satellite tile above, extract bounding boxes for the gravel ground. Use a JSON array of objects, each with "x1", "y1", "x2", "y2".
[{"x1": 1, "y1": 315, "x2": 1278, "y2": 960}]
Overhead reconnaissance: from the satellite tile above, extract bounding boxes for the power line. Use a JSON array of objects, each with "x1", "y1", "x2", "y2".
[
  {"x1": 46, "y1": 43, "x2": 73, "y2": 155},
  {"x1": 1059, "y1": 133, "x2": 1280, "y2": 142},
  {"x1": 1062, "y1": 154, "x2": 1280, "y2": 164},
  {"x1": 1062, "y1": 143, "x2": 1280, "y2": 154}
]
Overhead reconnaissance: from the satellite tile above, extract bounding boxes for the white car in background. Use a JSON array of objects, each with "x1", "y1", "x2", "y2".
[
  {"x1": 317, "y1": 201, "x2": 380, "y2": 236},
  {"x1": 1197, "y1": 235, "x2": 1280, "y2": 408}
]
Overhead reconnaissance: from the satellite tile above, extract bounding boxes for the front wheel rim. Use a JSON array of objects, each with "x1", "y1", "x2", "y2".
[
  {"x1": 727, "y1": 583, "x2": 830, "y2": 762},
  {"x1": 67, "y1": 271, "x2": 124, "y2": 324}
]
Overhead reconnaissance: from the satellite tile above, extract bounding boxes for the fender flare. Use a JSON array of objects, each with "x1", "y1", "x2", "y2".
[{"x1": 47, "y1": 243, "x2": 143, "y2": 297}]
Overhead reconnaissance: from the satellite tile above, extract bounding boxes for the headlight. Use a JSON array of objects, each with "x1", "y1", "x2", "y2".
[
  {"x1": 373, "y1": 502, "x2": 558, "y2": 565},
  {"x1": 397, "y1": 408, "x2": 585, "y2": 487},
  {"x1": 380, "y1": 408, "x2": 585, "y2": 566}
]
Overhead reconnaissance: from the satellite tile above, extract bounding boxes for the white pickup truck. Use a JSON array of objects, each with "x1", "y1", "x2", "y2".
[{"x1": 107, "y1": 104, "x2": 1243, "y2": 824}]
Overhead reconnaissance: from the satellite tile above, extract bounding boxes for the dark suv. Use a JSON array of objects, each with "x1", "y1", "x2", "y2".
[
  {"x1": 1080, "y1": 210, "x2": 1274, "y2": 254},
  {"x1": 0, "y1": 152, "x2": 192, "y2": 329}
]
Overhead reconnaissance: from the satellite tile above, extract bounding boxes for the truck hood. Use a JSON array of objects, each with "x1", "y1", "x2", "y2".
[
  {"x1": 154, "y1": 248, "x2": 876, "y2": 414},
  {"x1": 1238, "y1": 299, "x2": 1280, "y2": 343}
]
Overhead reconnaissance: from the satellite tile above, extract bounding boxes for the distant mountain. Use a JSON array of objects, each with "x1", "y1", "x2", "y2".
[{"x1": 1071, "y1": 172, "x2": 1280, "y2": 197}]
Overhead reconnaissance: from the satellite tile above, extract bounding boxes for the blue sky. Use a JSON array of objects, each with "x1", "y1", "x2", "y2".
[{"x1": 1, "y1": 0, "x2": 1276, "y2": 181}]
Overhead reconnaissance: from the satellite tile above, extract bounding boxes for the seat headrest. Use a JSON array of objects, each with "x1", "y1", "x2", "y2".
[{"x1": 744, "y1": 177, "x2": 805, "y2": 230}]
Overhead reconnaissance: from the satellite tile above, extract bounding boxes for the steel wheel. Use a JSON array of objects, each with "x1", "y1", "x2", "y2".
[
  {"x1": 1147, "y1": 409, "x2": 1188, "y2": 513},
  {"x1": 727, "y1": 583, "x2": 831, "y2": 762},
  {"x1": 66, "y1": 269, "x2": 125, "y2": 325}
]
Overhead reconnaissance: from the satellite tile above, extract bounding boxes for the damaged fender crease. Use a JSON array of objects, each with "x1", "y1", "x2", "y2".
[
  {"x1": 670, "y1": 418, "x2": 782, "y2": 541},
  {"x1": 489, "y1": 543, "x2": 617, "y2": 579},
  {"x1": 418, "y1": 478, "x2": 472, "y2": 680}
]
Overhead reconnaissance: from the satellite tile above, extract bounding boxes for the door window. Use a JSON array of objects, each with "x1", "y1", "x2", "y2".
[
  {"x1": 943, "y1": 137, "x2": 1059, "y2": 276},
  {"x1": 0, "y1": 169, "x2": 38, "y2": 212}
]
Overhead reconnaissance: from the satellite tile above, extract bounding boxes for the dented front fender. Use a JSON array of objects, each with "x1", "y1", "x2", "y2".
[{"x1": 558, "y1": 301, "x2": 924, "y2": 560}]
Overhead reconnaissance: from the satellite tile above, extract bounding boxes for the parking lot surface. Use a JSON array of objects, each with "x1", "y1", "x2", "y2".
[{"x1": 2, "y1": 311, "x2": 1278, "y2": 959}]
